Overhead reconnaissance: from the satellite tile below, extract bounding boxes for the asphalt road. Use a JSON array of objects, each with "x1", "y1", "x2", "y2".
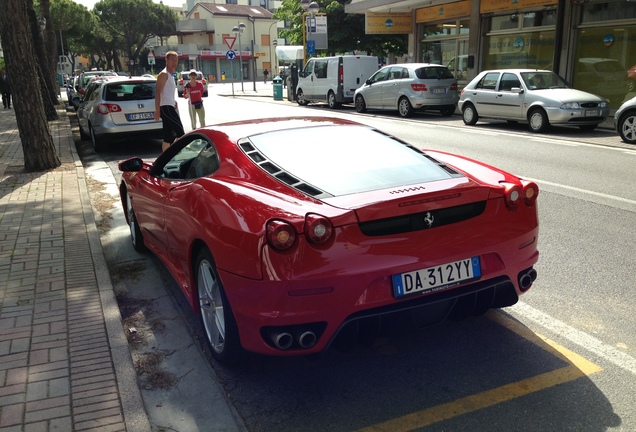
[{"x1": 73, "y1": 91, "x2": 636, "y2": 432}]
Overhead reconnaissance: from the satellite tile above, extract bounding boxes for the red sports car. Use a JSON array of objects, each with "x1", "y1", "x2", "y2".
[{"x1": 119, "y1": 117, "x2": 539, "y2": 364}]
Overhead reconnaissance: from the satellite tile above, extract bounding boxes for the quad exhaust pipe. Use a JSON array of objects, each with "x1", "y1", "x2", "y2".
[{"x1": 518, "y1": 268, "x2": 537, "y2": 291}]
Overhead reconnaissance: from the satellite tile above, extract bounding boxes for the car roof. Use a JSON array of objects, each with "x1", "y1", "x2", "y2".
[
  {"x1": 205, "y1": 117, "x2": 359, "y2": 143},
  {"x1": 384, "y1": 63, "x2": 450, "y2": 69},
  {"x1": 479, "y1": 69, "x2": 552, "y2": 73}
]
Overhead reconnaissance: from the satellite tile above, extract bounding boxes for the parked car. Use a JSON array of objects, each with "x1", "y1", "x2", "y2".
[
  {"x1": 118, "y1": 117, "x2": 539, "y2": 364},
  {"x1": 177, "y1": 70, "x2": 208, "y2": 97},
  {"x1": 77, "y1": 76, "x2": 163, "y2": 152},
  {"x1": 73, "y1": 70, "x2": 118, "y2": 109},
  {"x1": 614, "y1": 96, "x2": 636, "y2": 144},
  {"x1": 459, "y1": 69, "x2": 609, "y2": 132},
  {"x1": 354, "y1": 63, "x2": 458, "y2": 118},
  {"x1": 296, "y1": 55, "x2": 379, "y2": 108}
]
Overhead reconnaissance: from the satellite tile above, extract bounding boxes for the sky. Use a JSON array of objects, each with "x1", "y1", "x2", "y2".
[{"x1": 72, "y1": 0, "x2": 186, "y2": 11}]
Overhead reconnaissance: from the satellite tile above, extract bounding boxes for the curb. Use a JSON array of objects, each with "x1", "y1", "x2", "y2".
[{"x1": 64, "y1": 108, "x2": 152, "y2": 432}]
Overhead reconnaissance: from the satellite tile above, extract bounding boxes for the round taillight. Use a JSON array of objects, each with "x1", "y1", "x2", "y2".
[
  {"x1": 521, "y1": 181, "x2": 539, "y2": 205},
  {"x1": 501, "y1": 182, "x2": 523, "y2": 208},
  {"x1": 304, "y1": 214, "x2": 333, "y2": 244},
  {"x1": 110, "y1": 104, "x2": 121, "y2": 112},
  {"x1": 266, "y1": 220, "x2": 296, "y2": 251},
  {"x1": 97, "y1": 104, "x2": 110, "y2": 114}
]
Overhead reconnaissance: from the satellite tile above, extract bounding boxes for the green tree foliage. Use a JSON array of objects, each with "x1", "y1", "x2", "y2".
[
  {"x1": 94, "y1": 0, "x2": 176, "y2": 69},
  {"x1": 274, "y1": 0, "x2": 407, "y2": 58},
  {"x1": 48, "y1": 0, "x2": 94, "y2": 71}
]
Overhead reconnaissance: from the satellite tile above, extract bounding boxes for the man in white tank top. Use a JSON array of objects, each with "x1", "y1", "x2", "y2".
[{"x1": 154, "y1": 51, "x2": 185, "y2": 152}]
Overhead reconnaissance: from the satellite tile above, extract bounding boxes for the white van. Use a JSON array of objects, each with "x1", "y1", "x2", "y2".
[{"x1": 296, "y1": 55, "x2": 379, "y2": 108}]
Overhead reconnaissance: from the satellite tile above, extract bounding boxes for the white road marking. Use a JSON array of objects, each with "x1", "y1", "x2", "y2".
[
  {"x1": 509, "y1": 302, "x2": 636, "y2": 376},
  {"x1": 524, "y1": 177, "x2": 636, "y2": 207}
]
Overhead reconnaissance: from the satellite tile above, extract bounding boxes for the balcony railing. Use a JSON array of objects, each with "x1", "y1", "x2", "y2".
[{"x1": 176, "y1": 19, "x2": 209, "y2": 33}]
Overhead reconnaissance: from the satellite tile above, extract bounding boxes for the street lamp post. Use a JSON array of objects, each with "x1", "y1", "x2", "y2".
[
  {"x1": 232, "y1": 21, "x2": 246, "y2": 91},
  {"x1": 147, "y1": 45, "x2": 154, "y2": 75},
  {"x1": 301, "y1": 0, "x2": 319, "y2": 65},
  {"x1": 268, "y1": 20, "x2": 279, "y2": 77},
  {"x1": 248, "y1": 16, "x2": 257, "y2": 91},
  {"x1": 273, "y1": 40, "x2": 278, "y2": 77}
]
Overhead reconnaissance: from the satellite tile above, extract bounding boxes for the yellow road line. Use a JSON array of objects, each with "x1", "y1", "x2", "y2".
[{"x1": 355, "y1": 311, "x2": 602, "y2": 432}]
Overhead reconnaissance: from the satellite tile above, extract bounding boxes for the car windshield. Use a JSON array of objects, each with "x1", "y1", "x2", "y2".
[
  {"x1": 520, "y1": 71, "x2": 569, "y2": 90},
  {"x1": 249, "y1": 125, "x2": 457, "y2": 196},
  {"x1": 104, "y1": 83, "x2": 155, "y2": 101}
]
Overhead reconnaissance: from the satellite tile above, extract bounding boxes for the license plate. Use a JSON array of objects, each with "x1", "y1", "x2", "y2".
[
  {"x1": 585, "y1": 110, "x2": 599, "y2": 117},
  {"x1": 392, "y1": 257, "x2": 481, "y2": 298},
  {"x1": 126, "y1": 112, "x2": 154, "y2": 121},
  {"x1": 432, "y1": 88, "x2": 447, "y2": 94}
]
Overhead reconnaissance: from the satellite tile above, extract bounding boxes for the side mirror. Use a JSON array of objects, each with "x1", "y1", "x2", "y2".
[
  {"x1": 119, "y1": 157, "x2": 144, "y2": 172},
  {"x1": 511, "y1": 87, "x2": 524, "y2": 94}
]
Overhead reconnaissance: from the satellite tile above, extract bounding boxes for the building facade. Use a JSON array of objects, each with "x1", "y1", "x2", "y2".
[
  {"x1": 153, "y1": 3, "x2": 278, "y2": 84},
  {"x1": 347, "y1": 0, "x2": 636, "y2": 111}
]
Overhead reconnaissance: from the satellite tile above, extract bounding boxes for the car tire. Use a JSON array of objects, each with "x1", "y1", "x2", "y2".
[
  {"x1": 355, "y1": 94, "x2": 367, "y2": 113},
  {"x1": 327, "y1": 91, "x2": 339, "y2": 109},
  {"x1": 618, "y1": 110, "x2": 636, "y2": 144},
  {"x1": 79, "y1": 124, "x2": 89, "y2": 140},
  {"x1": 296, "y1": 89, "x2": 308, "y2": 106},
  {"x1": 462, "y1": 103, "x2": 478, "y2": 125},
  {"x1": 89, "y1": 125, "x2": 106, "y2": 152},
  {"x1": 528, "y1": 108, "x2": 549, "y2": 133},
  {"x1": 398, "y1": 97, "x2": 413, "y2": 118},
  {"x1": 195, "y1": 247, "x2": 243, "y2": 365},
  {"x1": 440, "y1": 106, "x2": 455, "y2": 117},
  {"x1": 579, "y1": 124, "x2": 598, "y2": 131},
  {"x1": 125, "y1": 191, "x2": 146, "y2": 253}
]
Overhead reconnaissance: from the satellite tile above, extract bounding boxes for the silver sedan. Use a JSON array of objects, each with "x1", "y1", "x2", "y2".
[{"x1": 458, "y1": 69, "x2": 609, "y2": 133}]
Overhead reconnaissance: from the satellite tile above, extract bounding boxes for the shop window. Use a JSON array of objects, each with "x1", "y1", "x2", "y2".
[
  {"x1": 484, "y1": 31, "x2": 555, "y2": 70},
  {"x1": 573, "y1": 25, "x2": 634, "y2": 108},
  {"x1": 582, "y1": 1, "x2": 636, "y2": 23}
]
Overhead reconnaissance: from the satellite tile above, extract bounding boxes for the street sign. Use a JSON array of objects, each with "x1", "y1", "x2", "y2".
[
  {"x1": 223, "y1": 36, "x2": 236, "y2": 50},
  {"x1": 307, "y1": 40, "x2": 316, "y2": 55},
  {"x1": 226, "y1": 50, "x2": 236, "y2": 60}
]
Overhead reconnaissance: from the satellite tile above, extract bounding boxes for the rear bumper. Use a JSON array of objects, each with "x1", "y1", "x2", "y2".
[{"x1": 94, "y1": 122, "x2": 164, "y2": 140}]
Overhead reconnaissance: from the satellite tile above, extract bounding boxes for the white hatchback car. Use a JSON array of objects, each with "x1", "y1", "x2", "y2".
[
  {"x1": 459, "y1": 69, "x2": 609, "y2": 133},
  {"x1": 77, "y1": 76, "x2": 163, "y2": 152},
  {"x1": 354, "y1": 63, "x2": 459, "y2": 117}
]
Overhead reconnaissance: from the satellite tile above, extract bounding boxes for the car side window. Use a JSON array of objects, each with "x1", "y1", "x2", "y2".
[
  {"x1": 185, "y1": 144, "x2": 220, "y2": 180},
  {"x1": 498, "y1": 73, "x2": 521, "y2": 91},
  {"x1": 369, "y1": 69, "x2": 389, "y2": 84},
  {"x1": 159, "y1": 138, "x2": 214, "y2": 180},
  {"x1": 314, "y1": 60, "x2": 328, "y2": 79},
  {"x1": 476, "y1": 72, "x2": 500, "y2": 90}
]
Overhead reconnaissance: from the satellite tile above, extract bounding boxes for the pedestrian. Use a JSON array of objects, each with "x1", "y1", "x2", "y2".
[
  {"x1": 1, "y1": 68, "x2": 11, "y2": 109},
  {"x1": 154, "y1": 51, "x2": 185, "y2": 152},
  {"x1": 184, "y1": 70, "x2": 206, "y2": 130},
  {"x1": 263, "y1": 68, "x2": 269, "y2": 83}
]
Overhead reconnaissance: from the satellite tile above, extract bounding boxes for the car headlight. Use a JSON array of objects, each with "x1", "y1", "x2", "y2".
[
  {"x1": 599, "y1": 101, "x2": 609, "y2": 108},
  {"x1": 561, "y1": 102, "x2": 581, "y2": 109}
]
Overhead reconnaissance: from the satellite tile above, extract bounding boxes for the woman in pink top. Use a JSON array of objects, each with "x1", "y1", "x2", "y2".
[{"x1": 184, "y1": 70, "x2": 206, "y2": 130}]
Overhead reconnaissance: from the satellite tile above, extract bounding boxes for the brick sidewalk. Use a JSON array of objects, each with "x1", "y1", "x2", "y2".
[{"x1": 0, "y1": 106, "x2": 149, "y2": 431}]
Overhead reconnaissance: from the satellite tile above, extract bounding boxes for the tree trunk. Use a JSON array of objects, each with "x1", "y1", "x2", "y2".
[
  {"x1": 39, "y1": 0, "x2": 61, "y2": 107},
  {"x1": 28, "y1": 7, "x2": 59, "y2": 121},
  {"x1": 0, "y1": 0, "x2": 61, "y2": 172}
]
